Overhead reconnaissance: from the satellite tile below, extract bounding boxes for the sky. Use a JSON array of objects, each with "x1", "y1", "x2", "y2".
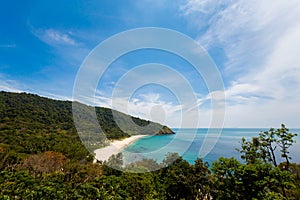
[{"x1": 1, "y1": 0, "x2": 300, "y2": 128}]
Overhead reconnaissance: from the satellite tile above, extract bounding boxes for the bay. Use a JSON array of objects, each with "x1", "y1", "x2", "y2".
[{"x1": 124, "y1": 128, "x2": 300, "y2": 165}]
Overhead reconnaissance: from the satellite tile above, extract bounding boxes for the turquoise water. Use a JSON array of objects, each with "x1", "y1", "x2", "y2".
[{"x1": 124, "y1": 128, "x2": 300, "y2": 165}]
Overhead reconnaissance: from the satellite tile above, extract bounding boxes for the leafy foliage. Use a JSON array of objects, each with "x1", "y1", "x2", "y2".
[{"x1": 235, "y1": 124, "x2": 298, "y2": 199}]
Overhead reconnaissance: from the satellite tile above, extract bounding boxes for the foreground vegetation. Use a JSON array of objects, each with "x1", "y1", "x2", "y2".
[
  {"x1": 0, "y1": 91, "x2": 299, "y2": 199},
  {"x1": 0, "y1": 125, "x2": 299, "y2": 199}
]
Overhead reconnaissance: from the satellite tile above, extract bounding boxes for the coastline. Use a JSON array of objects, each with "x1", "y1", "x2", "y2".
[{"x1": 94, "y1": 135, "x2": 148, "y2": 162}]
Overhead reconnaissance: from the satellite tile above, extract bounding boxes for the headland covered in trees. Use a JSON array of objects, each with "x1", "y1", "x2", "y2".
[{"x1": 0, "y1": 91, "x2": 300, "y2": 199}]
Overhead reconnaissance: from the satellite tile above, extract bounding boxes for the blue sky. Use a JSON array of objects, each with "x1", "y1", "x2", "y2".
[{"x1": 1, "y1": 0, "x2": 300, "y2": 128}]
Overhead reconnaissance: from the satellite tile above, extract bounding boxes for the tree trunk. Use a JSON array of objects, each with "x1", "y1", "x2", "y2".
[{"x1": 270, "y1": 148, "x2": 277, "y2": 167}]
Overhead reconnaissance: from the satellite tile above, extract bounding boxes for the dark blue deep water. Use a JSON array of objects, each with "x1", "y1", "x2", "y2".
[{"x1": 124, "y1": 128, "x2": 300, "y2": 165}]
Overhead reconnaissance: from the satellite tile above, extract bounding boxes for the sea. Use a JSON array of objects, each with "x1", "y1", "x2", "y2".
[{"x1": 124, "y1": 128, "x2": 300, "y2": 166}]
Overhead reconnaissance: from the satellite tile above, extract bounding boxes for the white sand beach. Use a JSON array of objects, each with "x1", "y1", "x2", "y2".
[{"x1": 94, "y1": 135, "x2": 147, "y2": 162}]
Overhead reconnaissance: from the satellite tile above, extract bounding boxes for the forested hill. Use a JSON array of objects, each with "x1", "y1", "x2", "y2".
[{"x1": 0, "y1": 91, "x2": 173, "y2": 157}]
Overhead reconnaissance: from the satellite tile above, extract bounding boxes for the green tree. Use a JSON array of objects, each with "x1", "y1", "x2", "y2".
[
  {"x1": 276, "y1": 124, "x2": 297, "y2": 169},
  {"x1": 238, "y1": 137, "x2": 262, "y2": 164},
  {"x1": 192, "y1": 158, "x2": 212, "y2": 199},
  {"x1": 211, "y1": 157, "x2": 243, "y2": 200},
  {"x1": 259, "y1": 128, "x2": 278, "y2": 166},
  {"x1": 159, "y1": 154, "x2": 195, "y2": 200},
  {"x1": 236, "y1": 124, "x2": 297, "y2": 198}
]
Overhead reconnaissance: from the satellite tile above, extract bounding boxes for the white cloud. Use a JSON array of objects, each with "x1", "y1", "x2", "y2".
[
  {"x1": 0, "y1": 74, "x2": 23, "y2": 92},
  {"x1": 181, "y1": 0, "x2": 225, "y2": 16},
  {"x1": 139, "y1": 93, "x2": 161, "y2": 102},
  {"x1": 30, "y1": 26, "x2": 90, "y2": 66},
  {"x1": 45, "y1": 29, "x2": 77, "y2": 45},
  {"x1": 181, "y1": 0, "x2": 300, "y2": 127},
  {"x1": 33, "y1": 28, "x2": 78, "y2": 46},
  {"x1": 0, "y1": 84, "x2": 21, "y2": 93},
  {"x1": 182, "y1": 0, "x2": 300, "y2": 72},
  {"x1": 91, "y1": 92, "x2": 183, "y2": 127}
]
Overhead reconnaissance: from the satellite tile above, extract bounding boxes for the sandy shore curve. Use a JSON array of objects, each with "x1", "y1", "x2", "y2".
[{"x1": 94, "y1": 135, "x2": 147, "y2": 162}]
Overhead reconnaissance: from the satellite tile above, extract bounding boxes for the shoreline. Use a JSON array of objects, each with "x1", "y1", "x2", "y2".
[{"x1": 94, "y1": 135, "x2": 148, "y2": 162}]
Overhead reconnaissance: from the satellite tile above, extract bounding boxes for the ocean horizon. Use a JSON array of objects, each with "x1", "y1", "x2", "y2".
[{"x1": 124, "y1": 128, "x2": 300, "y2": 165}]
